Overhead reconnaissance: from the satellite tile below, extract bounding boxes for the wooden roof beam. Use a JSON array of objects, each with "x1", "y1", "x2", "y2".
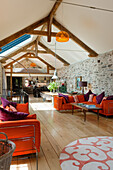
[
  {"x1": 4, "y1": 53, "x2": 29, "y2": 68},
  {"x1": 0, "y1": 16, "x2": 48, "y2": 48},
  {"x1": 47, "y1": 0, "x2": 63, "y2": 42},
  {"x1": 28, "y1": 30, "x2": 57, "y2": 37},
  {"x1": 53, "y1": 18, "x2": 98, "y2": 57},
  {"x1": 38, "y1": 41, "x2": 69, "y2": 65},
  {"x1": 22, "y1": 49, "x2": 49, "y2": 54},
  {"x1": 26, "y1": 53, "x2": 55, "y2": 70}
]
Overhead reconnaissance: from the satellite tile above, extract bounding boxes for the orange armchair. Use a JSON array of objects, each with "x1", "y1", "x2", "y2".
[{"x1": 0, "y1": 103, "x2": 41, "y2": 156}]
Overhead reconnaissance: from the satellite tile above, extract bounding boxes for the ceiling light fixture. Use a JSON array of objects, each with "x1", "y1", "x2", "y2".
[
  {"x1": 56, "y1": 31, "x2": 69, "y2": 42},
  {"x1": 52, "y1": 42, "x2": 58, "y2": 79},
  {"x1": 30, "y1": 63, "x2": 36, "y2": 68},
  {"x1": 56, "y1": 1, "x2": 69, "y2": 42}
]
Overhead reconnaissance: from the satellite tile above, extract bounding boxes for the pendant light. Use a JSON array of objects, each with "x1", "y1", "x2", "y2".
[
  {"x1": 56, "y1": 31, "x2": 69, "y2": 42},
  {"x1": 30, "y1": 63, "x2": 36, "y2": 67},
  {"x1": 56, "y1": 1, "x2": 69, "y2": 43},
  {"x1": 52, "y1": 42, "x2": 58, "y2": 80}
]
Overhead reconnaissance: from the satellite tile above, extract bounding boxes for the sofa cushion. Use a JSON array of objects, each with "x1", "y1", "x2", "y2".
[
  {"x1": 96, "y1": 92, "x2": 105, "y2": 104},
  {"x1": 16, "y1": 103, "x2": 29, "y2": 114},
  {"x1": 68, "y1": 96, "x2": 74, "y2": 103},
  {"x1": 62, "y1": 97, "x2": 66, "y2": 104},
  {"x1": 0, "y1": 107, "x2": 28, "y2": 121},
  {"x1": 77, "y1": 95, "x2": 85, "y2": 102},
  {"x1": 9, "y1": 105, "x2": 17, "y2": 112},
  {"x1": 84, "y1": 90, "x2": 93, "y2": 101},
  {"x1": 107, "y1": 95, "x2": 113, "y2": 100},
  {"x1": 1, "y1": 97, "x2": 17, "y2": 108},
  {"x1": 73, "y1": 95, "x2": 79, "y2": 103},
  {"x1": 58, "y1": 93, "x2": 69, "y2": 103},
  {"x1": 93, "y1": 96, "x2": 97, "y2": 103},
  {"x1": 88, "y1": 94, "x2": 94, "y2": 102}
]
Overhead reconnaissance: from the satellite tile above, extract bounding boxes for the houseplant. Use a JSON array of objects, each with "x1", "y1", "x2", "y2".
[{"x1": 48, "y1": 82, "x2": 58, "y2": 92}]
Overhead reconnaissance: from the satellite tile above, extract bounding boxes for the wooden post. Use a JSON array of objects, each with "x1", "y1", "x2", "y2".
[
  {"x1": 47, "y1": 66, "x2": 49, "y2": 73},
  {"x1": 10, "y1": 64, "x2": 13, "y2": 99}
]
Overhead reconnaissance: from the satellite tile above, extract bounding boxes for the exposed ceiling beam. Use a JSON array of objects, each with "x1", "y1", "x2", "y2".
[
  {"x1": 53, "y1": 18, "x2": 98, "y2": 57},
  {"x1": 22, "y1": 49, "x2": 49, "y2": 54},
  {"x1": 4, "y1": 53, "x2": 29, "y2": 68},
  {"x1": 37, "y1": 23, "x2": 47, "y2": 42},
  {"x1": 26, "y1": 54, "x2": 55, "y2": 70},
  {"x1": 47, "y1": 0, "x2": 63, "y2": 42},
  {"x1": 0, "y1": 16, "x2": 48, "y2": 48},
  {"x1": 5, "y1": 52, "x2": 55, "y2": 70},
  {"x1": 38, "y1": 41, "x2": 70, "y2": 65},
  {"x1": 28, "y1": 30, "x2": 57, "y2": 37},
  {"x1": 49, "y1": 0, "x2": 63, "y2": 18},
  {"x1": 0, "y1": 41, "x2": 35, "y2": 62},
  {"x1": 5, "y1": 72, "x2": 52, "y2": 75}
]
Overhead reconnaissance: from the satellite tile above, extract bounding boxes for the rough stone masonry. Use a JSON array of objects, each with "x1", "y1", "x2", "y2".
[{"x1": 57, "y1": 50, "x2": 113, "y2": 96}]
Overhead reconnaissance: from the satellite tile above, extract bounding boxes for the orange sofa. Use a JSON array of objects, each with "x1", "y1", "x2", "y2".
[
  {"x1": 54, "y1": 95, "x2": 113, "y2": 116},
  {"x1": 0, "y1": 103, "x2": 41, "y2": 156}
]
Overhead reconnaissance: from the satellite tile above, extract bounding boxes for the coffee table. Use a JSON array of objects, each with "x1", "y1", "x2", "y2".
[
  {"x1": 70, "y1": 103, "x2": 102, "y2": 121},
  {"x1": 60, "y1": 136, "x2": 113, "y2": 170}
]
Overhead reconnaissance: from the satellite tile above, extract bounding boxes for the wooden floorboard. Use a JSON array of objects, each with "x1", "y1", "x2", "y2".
[{"x1": 11, "y1": 95, "x2": 113, "y2": 170}]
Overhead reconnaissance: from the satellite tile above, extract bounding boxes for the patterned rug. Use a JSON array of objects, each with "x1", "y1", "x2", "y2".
[{"x1": 60, "y1": 136, "x2": 113, "y2": 170}]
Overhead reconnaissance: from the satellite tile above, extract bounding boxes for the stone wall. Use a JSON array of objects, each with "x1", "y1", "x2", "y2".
[{"x1": 57, "y1": 50, "x2": 113, "y2": 96}]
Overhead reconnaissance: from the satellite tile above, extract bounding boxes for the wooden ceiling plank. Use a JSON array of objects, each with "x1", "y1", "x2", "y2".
[
  {"x1": 38, "y1": 41, "x2": 70, "y2": 65},
  {"x1": 0, "y1": 16, "x2": 48, "y2": 48},
  {"x1": 53, "y1": 18, "x2": 98, "y2": 57}
]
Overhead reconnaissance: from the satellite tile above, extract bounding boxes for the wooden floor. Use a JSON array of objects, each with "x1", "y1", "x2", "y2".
[{"x1": 11, "y1": 95, "x2": 113, "y2": 170}]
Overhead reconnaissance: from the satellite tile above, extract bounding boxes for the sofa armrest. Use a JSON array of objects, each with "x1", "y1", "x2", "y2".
[
  {"x1": 54, "y1": 96, "x2": 64, "y2": 110},
  {"x1": 0, "y1": 119, "x2": 41, "y2": 153},
  {"x1": 101, "y1": 100, "x2": 113, "y2": 115}
]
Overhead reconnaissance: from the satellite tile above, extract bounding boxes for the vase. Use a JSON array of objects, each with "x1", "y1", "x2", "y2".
[{"x1": 53, "y1": 89, "x2": 55, "y2": 93}]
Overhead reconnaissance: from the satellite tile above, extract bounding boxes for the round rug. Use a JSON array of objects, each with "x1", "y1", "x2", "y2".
[{"x1": 60, "y1": 136, "x2": 113, "y2": 170}]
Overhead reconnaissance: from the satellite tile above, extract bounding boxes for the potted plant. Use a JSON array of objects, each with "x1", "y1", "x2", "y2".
[{"x1": 48, "y1": 82, "x2": 58, "y2": 92}]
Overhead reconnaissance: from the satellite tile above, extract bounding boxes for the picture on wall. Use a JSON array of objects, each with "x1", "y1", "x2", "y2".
[{"x1": 75, "y1": 76, "x2": 82, "y2": 90}]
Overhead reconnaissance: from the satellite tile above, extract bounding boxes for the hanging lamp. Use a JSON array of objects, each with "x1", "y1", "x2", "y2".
[
  {"x1": 52, "y1": 42, "x2": 58, "y2": 80},
  {"x1": 56, "y1": 31, "x2": 69, "y2": 42},
  {"x1": 30, "y1": 63, "x2": 36, "y2": 68},
  {"x1": 56, "y1": 1, "x2": 69, "y2": 43}
]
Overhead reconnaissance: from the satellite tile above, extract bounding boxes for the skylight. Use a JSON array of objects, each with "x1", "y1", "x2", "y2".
[{"x1": 0, "y1": 34, "x2": 31, "y2": 54}]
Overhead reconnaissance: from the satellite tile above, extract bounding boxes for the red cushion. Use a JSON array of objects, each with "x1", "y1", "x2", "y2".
[
  {"x1": 68, "y1": 96, "x2": 74, "y2": 103},
  {"x1": 16, "y1": 103, "x2": 29, "y2": 114},
  {"x1": 77, "y1": 95, "x2": 85, "y2": 102}
]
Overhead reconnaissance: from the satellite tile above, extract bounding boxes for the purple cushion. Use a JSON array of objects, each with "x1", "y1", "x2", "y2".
[
  {"x1": 96, "y1": 92, "x2": 105, "y2": 104},
  {"x1": 1, "y1": 97, "x2": 17, "y2": 108},
  {"x1": 0, "y1": 107, "x2": 28, "y2": 121},
  {"x1": 58, "y1": 93, "x2": 69, "y2": 103},
  {"x1": 84, "y1": 90, "x2": 93, "y2": 101},
  {"x1": 107, "y1": 95, "x2": 113, "y2": 100}
]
